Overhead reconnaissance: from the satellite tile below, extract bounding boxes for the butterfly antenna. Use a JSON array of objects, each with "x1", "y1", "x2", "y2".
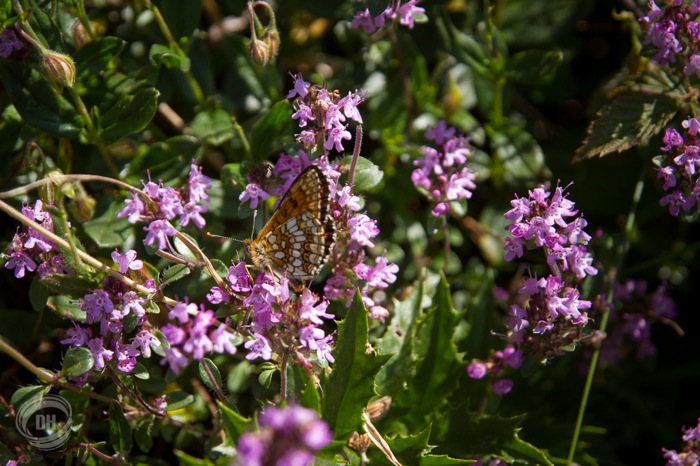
[{"x1": 250, "y1": 209, "x2": 258, "y2": 240}]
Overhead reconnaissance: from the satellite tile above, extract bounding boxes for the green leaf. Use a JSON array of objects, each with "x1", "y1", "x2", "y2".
[
  {"x1": 575, "y1": 92, "x2": 679, "y2": 161},
  {"x1": 173, "y1": 450, "x2": 212, "y2": 466},
  {"x1": 218, "y1": 401, "x2": 253, "y2": 441},
  {"x1": 190, "y1": 108, "x2": 235, "y2": 146},
  {"x1": 109, "y1": 403, "x2": 133, "y2": 453},
  {"x1": 134, "y1": 422, "x2": 153, "y2": 452},
  {"x1": 61, "y1": 347, "x2": 94, "y2": 377},
  {"x1": 322, "y1": 290, "x2": 392, "y2": 437},
  {"x1": 98, "y1": 86, "x2": 159, "y2": 143},
  {"x1": 506, "y1": 50, "x2": 563, "y2": 84},
  {"x1": 401, "y1": 272, "x2": 464, "y2": 427},
  {"x1": 10, "y1": 385, "x2": 49, "y2": 409},
  {"x1": 376, "y1": 279, "x2": 423, "y2": 395},
  {"x1": 165, "y1": 392, "x2": 195, "y2": 411},
  {"x1": 149, "y1": 44, "x2": 191, "y2": 71},
  {"x1": 160, "y1": 0, "x2": 203, "y2": 40},
  {"x1": 249, "y1": 100, "x2": 294, "y2": 161},
  {"x1": 198, "y1": 359, "x2": 223, "y2": 392},
  {"x1": 74, "y1": 37, "x2": 126, "y2": 78},
  {"x1": 29, "y1": 276, "x2": 49, "y2": 312},
  {"x1": 40, "y1": 273, "x2": 101, "y2": 299},
  {"x1": 160, "y1": 264, "x2": 191, "y2": 288},
  {"x1": 0, "y1": 61, "x2": 83, "y2": 138},
  {"x1": 491, "y1": 123, "x2": 550, "y2": 183},
  {"x1": 339, "y1": 155, "x2": 384, "y2": 191},
  {"x1": 82, "y1": 199, "x2": 133, "y2": 248}
]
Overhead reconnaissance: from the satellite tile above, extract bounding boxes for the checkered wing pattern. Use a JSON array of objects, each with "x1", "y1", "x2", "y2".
[{"x1": 245, "y1": 165, "x2": 336, "y2": 283}]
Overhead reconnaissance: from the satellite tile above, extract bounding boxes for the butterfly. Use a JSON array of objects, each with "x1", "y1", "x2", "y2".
[{"x1": 244, "y1": 165, "x2": 336, "y2": 287}]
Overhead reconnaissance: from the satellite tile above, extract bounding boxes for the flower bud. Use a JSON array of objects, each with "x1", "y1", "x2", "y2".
[
  {"x1": 248, "y1": 36, "x2": 271, "y2": 66},
  {"x1": 71, "y1": 21, "x2": 91, "y2": 49},
  {"x1": 41, "y1": 50, "x2": 76, "y2": 92},
  {"x1": 247, "y1": 1, "x2": 279, "y2": 66}
]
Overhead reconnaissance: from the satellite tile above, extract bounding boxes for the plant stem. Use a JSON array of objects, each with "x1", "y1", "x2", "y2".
[{"x1": 566, "y1": 161, "x2": 647, "y2": 463}]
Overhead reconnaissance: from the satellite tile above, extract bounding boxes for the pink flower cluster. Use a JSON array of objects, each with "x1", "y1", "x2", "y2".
[
  {"x1": 287, "y1": 73, "x2": 364, "y2": 154},
  {"x1": 235, "y1": 404, "x2": 332, "y2": 466},
  {"x1": 61, "y1": 249, "x2": 239, "y2": 382},
  {"x1": 594, "y1": 279, "x2": 678, "y2": 366},
  {"x1": 656, "y1": 117, "x2": 700, "y2": 216},
  {"x1": 466, "y1": 344, "x2": 523, "y2": 396},
  {"x1": 351, "y1": 0, "x2": 426, "y2": 33},
  {"x1": 208, "y1": 261, "x2": 335, "y2": 367},
  {"x1": 640, "y1": 0, "x2": 700, "y2": 77},
  {"x1": 4, "y1": 200, "x2": 71, "y2": 279},
  {"x1": 663, "y1": 417, "x2": 700, "y2": 465},
  {"x1": 117, "y1": 161, "x2": 211, "y2": 249},
  {"x1": 502, "y1": 185, "x2": 597, "y2": 360},
  {"x1": 411, "y1": 120, "x2": 477, "y2": 217}
]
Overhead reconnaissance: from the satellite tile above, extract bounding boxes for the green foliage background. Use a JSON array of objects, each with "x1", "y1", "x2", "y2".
[{"x1": 1, "y1": 0, "x2": 699, "y2": 464}]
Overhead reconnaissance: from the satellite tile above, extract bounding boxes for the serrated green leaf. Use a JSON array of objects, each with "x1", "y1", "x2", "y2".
[
  {"x1": 376, "y1": 279, "x2": 423, "y2": 395},
  {"x1": 322, "y1": 290, "x2": 392, "y2": 437},
  {"x1": 165, "y1": 392, "x2": 195, "y2": 411},
  {"x1": 160, "y1": 264, "x2": 191, "y2": 287},
  {"x1": 0, "y1": 61, "x2": 83, "y2": 138},
  {"x1": 575, "y1": 92, "x2": 679, "y2": 161},
  {"x1": 198, "y1": 359, "x2": 223, "y2": 392},
  {"x1": 218, "y1": 401, "x2": 253, "y2": 441},
  {"x1": 29, "y1": 276, "x2": 49, "y2": 312},
  {"x1": 506, "y1": 50, "x2": 562, "y2": 84},
  {"x1": 109, "y1": 403, "x2": 133, "y2": 453},
  {"x1": 61, "y1": 347, "x2": 94, "y2": 377},
  {"x1": 502, "y1": 435, "x2": 554, "y2": 465},
  {"x1": 250, "y1": 100, "x2": 294, "y2": 161},
  {"x1": 40, "y1": 273, "x2": 101, "y2": 299},
  {"x1": 99, "y1": 86, "x2": 159, "y2": 143},
  {"x1": 402, "y1": 272, "x2": 463, "y2": 427},
  {"x1": 190, "y1": 108, "x2": 234, "y2": 145}
]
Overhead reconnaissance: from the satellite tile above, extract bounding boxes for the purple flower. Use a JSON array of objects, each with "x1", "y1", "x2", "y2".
[
  {"x1": 131, "y1": 330, "x2": 161, "y2": 358},
  {"x1": 162, "y1": 347, "x2": 189, "y2": 374},
  {"x1": 111, "y1": 249, "x2": 143, "y2": 274},
  {"x1": 0, "y1": 28, "x2": 24, "y2": 58},
  {"x1": 662, "y1": 418, "x2": 700, "y2": 466},
  {"x1": 412, "y1": 122, "x2": 476, "y2": 217},
  {"x1": 493, "y1": 379, "x2": 513, "y2": 395},
  {"x1": 169, "y1": 301, "x2": 196, "y2": 324},
  {"x1": 4, "y1": 251, "x2": 37, "y2": 278},
  {"x1": 288, "y1": 75, "x2": 364, "y2": 154},
  {"x1": 397, "y1": 0, "x2": 425, "y2": 29},
  {"x1": 467, "y1": 362, "x2": 487, "y2": 379},
  {"x1": 235, "y1": 404, "x2": 332, "y2": 466},
  {"x1": 87, "y1": 338, "x2": 114, "y2": 370},
  {"x1": 116, "y1": 192, "x2": 145, "y2": 223},
  {"x1": 351, "y1": 8, "x2": 377, "y2": 33},
  {"x1": 188, "y1": 161, "x2": 212, "y2": 203},
  {"x1": 239, "y1": 183, "x2": 269, "y2": 210},
  {"x1": 179, "y1": 201, "x2": 208, "y2": 228},
  {"x1": 244, "y1": 333, "x2": 273, "y2": 361},
  {"x1": 143, "y1": 220, "x2": 176, "y2": 249},
  {"x1": 350, "y1": 1, "x2": 426, "y2": 32}
]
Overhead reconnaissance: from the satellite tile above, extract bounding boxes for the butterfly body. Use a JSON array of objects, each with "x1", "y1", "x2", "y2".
[{"x1": 244, "y1": 165, "x2": 336, "y2": 285}]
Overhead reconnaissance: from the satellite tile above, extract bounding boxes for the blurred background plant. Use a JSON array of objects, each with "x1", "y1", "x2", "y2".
[{"x1": 1, "y1": 0, "x2": 699, "y2": 465}]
